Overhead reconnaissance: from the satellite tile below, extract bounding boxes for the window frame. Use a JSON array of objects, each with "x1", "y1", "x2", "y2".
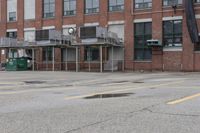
[
  {"x1": 63, "y1": 0, "x2": 76, "y2": 16},
  {"x1": 108, "y1": 0, "x2": 124, "y2": 12},
  {"x1": 163, "y1": 0, "x2": 183, "y2": 7},
  {"x1": 134, "y1": 22, "x2": 152, "y2": 61},
  {"x1": 43, "y1": 0, "x2": 55, "y2": 18},
  {"x1": 84, "y1": 0, "x2": 99, "y2": 14},
  {"x1": 135, "y1": 0, "x2": 152, "y2": 10},
  {"x1": 8, "y1": 12, "x2": 17, "y2": 22},
  {"x1": 163, "y1": 20, "x2": 183, "y2": 47},
  {"x1": 6, "y1": 31, "x2": 17, "y2": 39}
]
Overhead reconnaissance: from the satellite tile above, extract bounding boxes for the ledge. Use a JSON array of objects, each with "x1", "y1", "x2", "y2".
[{"x1": 163, "y1": 47, "x2": 183, "y2": 52}]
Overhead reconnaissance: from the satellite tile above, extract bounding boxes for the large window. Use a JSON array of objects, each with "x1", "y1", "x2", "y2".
[
  {"x1": 24, "y1": 0, "x2": 35, "y2": 20},
  {"x1": 134, "y1": 22, "x2": 152, "y2": 61},
  {"x1": 42, "y1": 47, "x2": 53, "y2": 61},
  {"x1": 43, "y1": 0, "x2": 55, "y2": 18},
  {"x1": 109, "y1": 0, "x2": 124, "y2": 12},
  {"x1": 84, "y1": 47, "x2": 99, "y2": 61},
  {"x1": 7, "y1": 0, "x2": 17, "y2": 22},
  {"x1": 135, "y1": 0, "x2": 152, "y2": 9},
  {"x1": 163, "y1": 0, "x2": 182, "y2": 6},
  {"x1": 85, "y1": 0, "x2": 99, "y2": 14},
  {"x1": 163, "y1": 20, "x2": 182, "y2": 47},
  {"x1": 63, "y1": 0, "x2": 76, "y2": 16}
]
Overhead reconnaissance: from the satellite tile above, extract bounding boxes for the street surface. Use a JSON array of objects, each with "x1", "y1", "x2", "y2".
[{"x1": 0, "y1": 71, "x2": 200, "y2": 133}]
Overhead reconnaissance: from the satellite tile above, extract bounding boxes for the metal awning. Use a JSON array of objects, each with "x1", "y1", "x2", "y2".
[{"x1": 72, "y1": 38, "x2": 124, "y2": 47}]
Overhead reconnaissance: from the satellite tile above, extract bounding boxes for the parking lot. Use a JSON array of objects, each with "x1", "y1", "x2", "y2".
[{"x1": 0, "y1": 71, "x2": 200, "y2": 133}]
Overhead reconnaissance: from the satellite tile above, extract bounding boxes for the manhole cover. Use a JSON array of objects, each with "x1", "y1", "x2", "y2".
[
  {"x1": 24, "y1": 81, "x2": 46, "y2": 84},
  {"x1": 84, "y1": 93, "x2": 134, "y2": 99}
]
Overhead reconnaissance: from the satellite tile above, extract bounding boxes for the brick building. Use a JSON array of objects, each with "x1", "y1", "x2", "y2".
[{"x1": 0, "y1": 0, "x2": 200, "y2": 72}]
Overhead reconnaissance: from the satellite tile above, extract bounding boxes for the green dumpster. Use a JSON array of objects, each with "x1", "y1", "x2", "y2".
[{"x1": 6, "y1": 57, "x2": 28, "y2": 71}]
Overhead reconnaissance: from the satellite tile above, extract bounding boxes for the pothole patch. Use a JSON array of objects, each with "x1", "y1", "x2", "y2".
[
  {"x1": 133, "y1": 81, "x2": 144, "y2": 84},
  {"x1": 24, "y1": 81, "x2": 46, "y2": 84},
  {"x1": 84, "y1": 93, "x2": 134, "y2": 99}
]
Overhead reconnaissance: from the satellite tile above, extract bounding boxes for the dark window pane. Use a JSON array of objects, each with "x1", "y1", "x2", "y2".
[
  {"x1": 163, "y1": 21, "x2": 173, "y2": 34},
  {"x1": 135, "y1": 23, "x2": 144, "y2": 35},
  {"x1": 143, "y1": 49, "x2": 152, "y2": 60},
  {"x1": 134, "y1": 22, "x2": 152, "y2": 61},
  {"x1": 163, "y1": 20, "x2": 182, "y2": 47},
  {"x1": 145, "y1": 23, "x2": 152, "y2": 35},
  {"x1": 174, "y1": 20, "x2": 182, "y2": 34}
]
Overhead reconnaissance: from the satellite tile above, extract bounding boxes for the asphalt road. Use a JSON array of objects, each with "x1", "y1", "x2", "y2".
[{"x1": 0, "y1": 71, "x2": 200, "y2": 133}]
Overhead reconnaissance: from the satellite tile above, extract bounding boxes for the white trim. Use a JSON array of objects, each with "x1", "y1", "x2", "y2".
[
  {"x1": 163, "y1": 47, "x2": 183, "y2": 52},
  {"x1": 84, "y1": 22, "x2": 99, "y2": 26},
  {"x1": 24, "y1": 27, "x2": 36, "y2": 31},
  {"x1": 42, "y1": 26, "x2": 55, "y2": 30},
  {"x1": 162, "y1": 16, "x2": 183, "y2": 21},
  {"x1": 62, "y1": 24, "x2": 76, "y2": 28},
  {"x1": 108, "y1": 20, "x2": 125, "y2": 25},
  {"x1": 7, "y1": 29, "x2": 17, "y2": 32},
  {"x1": 134, "y1": 18, "x2": 152, "y2": 23},
  {"x1": 195, "y1": 14, "x2": 200, "y2": 19}
]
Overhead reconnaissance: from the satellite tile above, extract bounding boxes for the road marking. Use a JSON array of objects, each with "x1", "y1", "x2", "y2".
[
  {"x1": 0, "y1": 86, "x2": 77, "y2": 95},
  {"x1": 65, "y1": 80, "x2": 184, "y2": 100},
  {"x1": 0, "y1": 82, "x2": 21, "y2": 85},
  {"x1": 167, "y1": 93, "x2": 200, "y2": 105}
]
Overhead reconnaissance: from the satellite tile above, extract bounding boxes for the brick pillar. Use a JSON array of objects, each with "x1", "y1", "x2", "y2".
[
  {"x1": 0, "y1": 0, "x2": 7, "y2": 37},
  {"x1": 35, "y1": 0, "x2": 43, "y2": 29},
  {"x1": 124, "y1": 0, "x2": 134, "y2": 70},
  {"x1": 55, "y1": 0, "x2": 63, "y2": 30},
  {"x1": 76, "y1": 0, "x2": 84, "y2": 63},
  {"x1": 35, "y1": 0, "x2": 43, "y2": 67},
  {"x1": 152, "y1": 0, "x2": 163, "y2": 71},
  {"x1": 55, "y1": 0, "x2": 63, "y2": 70},
  {"x1": 182, "y1": 12, "x2": 194, "y2": 71},
  {"x1": 0, "y1": 0, "x2": 7, "y2": 63},
  {"x1": 17, "y1": 0, "x2": 24, "y2": 40},
  {"x1": 99, "y1": 0, "x2": 108, "y2": 27}
]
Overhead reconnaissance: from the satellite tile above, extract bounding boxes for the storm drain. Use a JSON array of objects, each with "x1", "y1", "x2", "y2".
[
  {"x1": 84, "y1": 93, "x2": 134, "y2": 99},
  {"x1": 24, "y1": 81, "x2": 46, "y2": 84}
]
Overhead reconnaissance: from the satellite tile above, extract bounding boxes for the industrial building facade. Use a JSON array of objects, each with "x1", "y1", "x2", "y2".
[{"x1": 0, "y1": 0, "x2": 200, "y2": 72}]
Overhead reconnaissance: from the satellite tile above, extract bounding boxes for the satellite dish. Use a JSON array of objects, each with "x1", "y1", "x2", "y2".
[{"x1": 68, "y1": 27, "x2": 76, "y2": 35}]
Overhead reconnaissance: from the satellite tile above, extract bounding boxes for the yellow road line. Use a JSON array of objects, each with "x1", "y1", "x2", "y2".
[
  {"x1": 167, "y1": 93, "x2": 200, "y2": 105},
  {"x1": 65, "y1": 80, "x2": 184, "y2": 100}
]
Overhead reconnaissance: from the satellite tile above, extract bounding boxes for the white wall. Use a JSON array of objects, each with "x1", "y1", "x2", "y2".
[
  {"x1": 24, "y1": 0, "x2": 35, "y2": 20},
  {"x1": 7, "y1": 0, "x2": 17, "y2": 21}
]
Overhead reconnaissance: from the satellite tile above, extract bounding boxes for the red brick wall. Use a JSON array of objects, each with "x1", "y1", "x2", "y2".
[
  {"x1": 163, "y1": 51, "x2": 182, "y2": 71},
  {"x1": 0, "y1": 0, "x2": 200, "y2": 72}
]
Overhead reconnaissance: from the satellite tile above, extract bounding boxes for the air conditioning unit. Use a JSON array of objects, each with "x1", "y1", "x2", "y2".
[{"x1": 147, "y1": 39, "x2": 162, "y2": 47}]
